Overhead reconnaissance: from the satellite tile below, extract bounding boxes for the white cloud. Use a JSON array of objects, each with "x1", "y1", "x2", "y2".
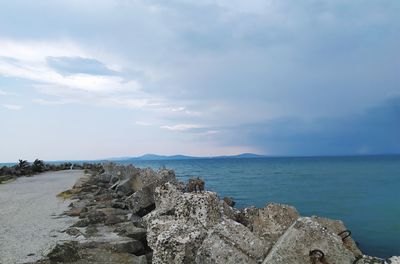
[
  {"x1": 161, "y1": 124, "x2": 204, "y2": 131},
  {"x1": 3, "y1": 104, "x2": 23, "y2": 111},
  {"x1": 0, "y1": 39, "x2": 168, "y2": 112}
]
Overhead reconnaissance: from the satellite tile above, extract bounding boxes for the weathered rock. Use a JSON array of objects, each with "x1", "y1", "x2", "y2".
[
  {"x1": 126, "y1": 168, "x2": 177, "y2": 215},
  {"x1": 116, "y1": 178, "x2": 136, "y2": 196},
  {"x1": 312, "y1": 215, "x2": 362, "y2": 257},
  {"x1": 110, "y1": 239, "x2": 144, "y2": 254},
  {"x1": 87, "y1": 210, "x2": 107, "y2": 225},
  {"x1": 105, "y1": 214, "x2": 126, "y2": 225},
  {"x1": 219, "y1": 199, "x2": 241, "y2": 222},
  {"x1": 349, "y1": 255, "x2": 400, "y2": 264},
  {"x1": 388, "y1": 256, "x2": 400, "y2": 264},
  {"x1": 75, "y1": 247, "x2": 147, "y2": 264},
  {"x1": 98, "y1": 207, "x2": 129, "y2": 216},
  {"x1": 128, "y1": 184, "x2": 157, "y2": 216},
  {"x1": 148, "y1": 218, "x2": 207, "y2": 264},
  {"x1": 65, "y1": 227, "x2": 84, "y2": 237},
  {"x1": 262, "y1": 217, "x2": 356, "y2": 264},
  {"x1": 130, "y1": 214, "x2": 143, "y2": 226},
  {"x1": 98, "y1": 173, "x2": 112, "y2": 183},
  {"x1": 65, "y1": 206, "x2": 86, "y2": 217},
  {"x1": 236, "y1": 206, "x2": 259, "y2": 230},
  {"x1": 136, "y1": 255, "x2": 148, "y2": 264},
  {"x1": 175, "y1": 191, "x2": 222, "y2": 228},
  {"x1": 115, "y1": 222, "x2": 147, "y2": 241},
  {"x1": 141, "y1": 183, "x2": 183, "y2": 227},
  {"x1": 145, "y1": 184, "x2": 237, "y2": 263},
  {"x1": 85, "y1": 225, "x2": 98, "y2": 237},
  {"x1": 196, "y1": 218, "x2": 267, "y2": 264},
  {"x1": 252, "y1": 203, "x2": 299, "y2": 245},
  {"x1": 111, "y1": 199, "x2": 128, "y2": 209},
  {"x1": 223, "y1": 196, "x2": 235, "y2": 207},
  {"x1": 47, "y1": 241, "x2": 80, "y2": 263},
  {"x1": 73, "y1": 219, "x2": 90, "y2": 227}
]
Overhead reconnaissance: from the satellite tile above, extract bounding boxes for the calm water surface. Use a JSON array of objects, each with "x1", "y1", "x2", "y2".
[{"x1": 120, "y1": 155, "x2": 400, "y2": 258}]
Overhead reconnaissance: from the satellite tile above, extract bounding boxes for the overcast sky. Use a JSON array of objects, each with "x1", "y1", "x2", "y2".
[{"x1": 0, "y1": 0, "x2": 399, "y2": 162}]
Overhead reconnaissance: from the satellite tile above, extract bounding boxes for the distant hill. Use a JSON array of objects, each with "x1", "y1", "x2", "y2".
[{"x1": 105, "y1": 153, "x2": 266, "y2": 162}]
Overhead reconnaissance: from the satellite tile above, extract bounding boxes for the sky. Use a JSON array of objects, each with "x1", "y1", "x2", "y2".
[{"x1": 0, "y1": 0, "x2": 399, "y2": 162}]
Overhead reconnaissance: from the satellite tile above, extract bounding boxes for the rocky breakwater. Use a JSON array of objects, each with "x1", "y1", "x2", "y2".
[{"x1": 36, "y1": 164, "x2": 399, "y2": 264}]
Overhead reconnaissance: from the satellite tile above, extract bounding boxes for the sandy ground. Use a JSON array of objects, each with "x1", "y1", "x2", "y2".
[{"x1": 0, "y1": 170, "x2": 83, "y2": 264}]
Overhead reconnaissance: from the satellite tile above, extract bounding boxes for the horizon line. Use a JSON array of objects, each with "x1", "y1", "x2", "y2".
[{"x1": 1, "y1": 152, "x2": 400, "y2": 164}]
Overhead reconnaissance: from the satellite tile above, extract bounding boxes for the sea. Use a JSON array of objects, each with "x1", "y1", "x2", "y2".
[{"x1": 119, "y1": 155, "x2": 400, "y2": 258}]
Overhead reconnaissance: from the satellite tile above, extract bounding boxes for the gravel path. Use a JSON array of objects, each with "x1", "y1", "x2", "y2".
[{"x1": 0, "y1": 170, "x2": 83, "y2": 264}]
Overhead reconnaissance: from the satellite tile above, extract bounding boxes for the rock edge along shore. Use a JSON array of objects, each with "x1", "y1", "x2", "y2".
[{"x1": 33, "y1": 163, "x2": 400, "y2": 264}]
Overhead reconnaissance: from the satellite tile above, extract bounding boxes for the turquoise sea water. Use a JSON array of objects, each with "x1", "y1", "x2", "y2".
[{"x1": 120, "y1": 155, "x2": 400, "y2": 258}]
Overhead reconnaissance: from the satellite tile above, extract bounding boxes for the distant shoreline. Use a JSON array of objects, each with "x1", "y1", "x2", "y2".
[{"x1": 1, "y1": 153, "x2": 400, "y2": 166}]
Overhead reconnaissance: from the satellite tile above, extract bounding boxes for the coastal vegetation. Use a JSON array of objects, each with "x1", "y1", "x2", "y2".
[{"x1": 0, "y1": 160, "x2": 101, "y2": 184}]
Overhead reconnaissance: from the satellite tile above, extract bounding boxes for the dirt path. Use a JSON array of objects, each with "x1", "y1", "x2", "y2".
[{"x1": 0, "y1": 170, "x2": 83, "y2": 264}]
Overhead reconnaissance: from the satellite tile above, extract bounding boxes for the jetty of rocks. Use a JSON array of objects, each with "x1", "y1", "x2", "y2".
[{"x1": 33, "y1": 163, "x2": 399, "y2": 264}]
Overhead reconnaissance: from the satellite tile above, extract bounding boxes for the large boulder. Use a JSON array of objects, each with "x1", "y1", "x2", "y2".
[
  {"x1": 219, "y1": 199, "x2": 241, "y2": 222},
  {"x1": 142, "y1": 182, "x2": 184, "y2": 226},
  {"x1": 388, "y1": 256, "x2": 400, "y2": 264},
  {"x1": 145, "y1": 185, "x2": 224, "y2": 263},
  {"x1": 126, "y1": 169, "x2": 177, "y2": 215},
  {"x1": 236, "y1": 206, "x2": 259, "y2": 230},
  {"x1": 252, "y1": 203, "x2": 299, "y2": 246},
  {"x1": 262, "y1": 217, "x2": 356, "y2": 264},
  {"x1": 47, "y1": 241, "x2": 80, "y2": 263},
  {"x1": 115, "y1": 222, "x2": 147, "y2": 242},
  {"x1": 175, "y1": 191, "x2": 222, "y2": 228},
  {"x1": 311, "y1": 216, "x2": 362, "y2": 257},
  {"x1": 127, "y1": 184, "x2": 157, "y2": 216},
  {"x1": 196, "y1": 218, "x2": 267, "y2": 264},
  {"x1": 109, "y1": 239, "x2": 144, "y2": 255},
  {"x1": 150, "y1": 219, "x2": 207, "y2": 264}
]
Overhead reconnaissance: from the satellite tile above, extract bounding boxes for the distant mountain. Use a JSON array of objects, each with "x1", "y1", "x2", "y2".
[{"x1": 106, "y1": 153, "x2": 266, "y2": 162}]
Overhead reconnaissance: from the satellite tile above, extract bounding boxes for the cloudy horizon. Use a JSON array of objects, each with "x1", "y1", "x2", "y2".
[{"x1": 1, "y1": 0, "x2": 399, "y2": 162}]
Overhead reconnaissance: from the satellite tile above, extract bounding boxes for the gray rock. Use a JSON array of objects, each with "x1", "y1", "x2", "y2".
[
  {"x1": 74, "y1": 247, "x2": 147, "y2": 264},
  {"x1": 148, "y1": 218, "x2": 207, "y2": 264},
  {"x1": 262, "y1": 217, "x2": 356, "y2": 264},
  {"x1": 110, "y1": 239, "x2": 144, "y2": 254},
  {"x1": 196, "y1": 218, "x2": 267, "y2": 264},
  {"x1": 105, "y1": 214, "x2": 126, "y2": 225},
  {"x1": 141, "y1": 183, "x2": 184, "y2": 227},
  {"x1": 116, "y1": 177, "x2": 135, "y2": 196},
  {"x1": 136, "y1": 255, "x2": 148, "y2": 264},
  {"x1": 223, "y1": 196, "x2": 235, "y2": 207},
  {"x1": 65, "y1": 227, "x2": 83, "y2": 237},
  {"x1": 47, "y1": 241, "x2": 80, "y2": 263},
  {"x1": 115, "y1": 222, "x2": 147, "y2": 241},
  {"x1": 175, "y1": 191, "x2": 222, "y2": 228},
  {"x1": 127, "y1": 170, "x2": 177, "y2": 216},
  {"x1": 87, "y1": 210, "x2": 107, "y2": 224},
  {"x1": 252, "y1": 203, "x2": 299, "y2": 245},
  {"x1": 312, "y1": 215, "x2": 362, "y2": 257},
  {"x1": 236, "y1": 206, "x2": 259, "y2": 230},
  {"x1": 130, "y1": 214, "x2": 143, "y2": 226},
  {"x1": 219, "y1": 199, "x2": 240, "y2": 222},
  {"x1": 98, "y1": 173, "x2": 112, "y2": 183},
  {"x1": 388, "y1": 256, "x2": 400, "y2": 264},
  {"x1": 128, "y1": 184, "x2": 157, "y2": 216}
]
